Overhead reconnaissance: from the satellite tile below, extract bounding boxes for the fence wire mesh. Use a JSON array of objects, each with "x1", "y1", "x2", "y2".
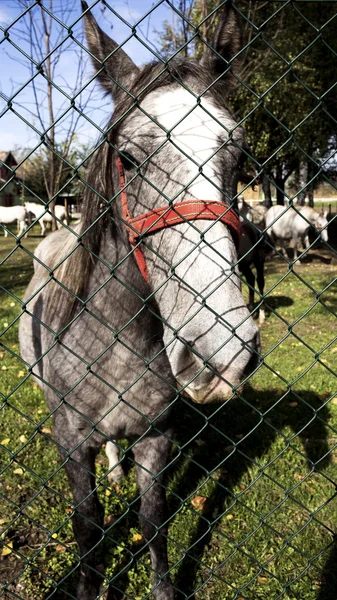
[{"x1": 1, "y1": 1, "x2": 337, "y2": 599}]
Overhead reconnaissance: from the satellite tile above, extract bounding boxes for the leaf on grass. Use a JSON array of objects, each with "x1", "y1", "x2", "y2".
[
  {"x1": 257, "y1": 576, "x2": 268, "y2": 584},
  {"x1": 306, "y1": 485, "x2": 315, "y2": 493},
  {"x1": 13, "y1": 468, "x2": 24, "y2": 475},
  {"x1": 289, "y1": 402, "x2": 298, "y2": 407},
  {"x1": 191, "y1": 496, "x2": 207, "y2": 511},
  {"x1": 1, "y1": 541, "x2": 13, "y2": 556},
  {"x1": 19, "y1": 435, "x2": 27, "y2": 443},
  {"x1": 132, "y1": 533, "x2": 143, "y2": 543},
  {"x1": 112, "y1": 482, "x2": 121, "y2": 494},
  {"x1": 17, "y1": 371, "x2": 25, "y2": 378},
  {"x1": 104, "y1": 514, "x2": 117, "y2": 527},
  {"x1": 226, "y1": 514, "x2": 234, "y2": 520},
  {"x1": 56, "y1": 544, "x2": 66, "y2": 553},
  {"x1": 105, "y1": 489, "x2": 111, "y2": 497},
  {"x1": 40, "y1": 427, "x2": 52, "y2": 435},
  {"x1": 1, "y1": 366, "x2": 7, "y2": 371},
  {"x1": 1, "y1": 439, "x2": 10, "y2": 446}
]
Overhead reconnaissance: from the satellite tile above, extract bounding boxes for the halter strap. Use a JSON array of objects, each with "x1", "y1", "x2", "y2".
[{"x1": 116, "y1": 156, "x2": 241, "y2": 283}]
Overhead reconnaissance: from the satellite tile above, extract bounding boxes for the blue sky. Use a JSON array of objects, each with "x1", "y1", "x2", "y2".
[{"x1": 0, "y1": 0, "x2": 173, "y2": 154}]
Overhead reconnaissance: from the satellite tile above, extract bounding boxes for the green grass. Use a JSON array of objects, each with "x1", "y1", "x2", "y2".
[{"x1": 1, "y1": 232, "x2": 337, "y2": 600}]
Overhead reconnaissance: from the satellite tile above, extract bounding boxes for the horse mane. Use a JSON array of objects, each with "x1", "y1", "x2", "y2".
[{"x1": 45, "y1": 58, "x2": 232, "y2": 329}]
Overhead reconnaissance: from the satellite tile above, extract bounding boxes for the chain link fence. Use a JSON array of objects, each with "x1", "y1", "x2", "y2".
[{"x1": 1, "y1": 1, "x2": 337, "y2": 599}]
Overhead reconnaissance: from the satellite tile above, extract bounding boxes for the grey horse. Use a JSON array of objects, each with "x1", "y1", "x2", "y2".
[
  {"x1": 19, "y1": 3, "x2": 260, "y2": 599},
  {"x1": 266, "y1": 205, "x2": 328, "y2": 262}
]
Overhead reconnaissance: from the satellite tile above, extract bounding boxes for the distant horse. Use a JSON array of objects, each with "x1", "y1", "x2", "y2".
[
  {"x1": 237, "y1": 196, "x2": 267, "y2": 228},
  {"x1": 25, "y1": 201, "x2": 69, "y2": 236},
  {"x1": 238, "y1": 221, "x2": 270, "y2": 325},
  {"x1": 266, "y1": 205, "x2": 328, "y2": 261},
  {"x1": 19, "y1": 4, "x2": 260, "y2": 599},
  {"x1": 0, "y1": 205, "x2": 27, "y2": 237}
]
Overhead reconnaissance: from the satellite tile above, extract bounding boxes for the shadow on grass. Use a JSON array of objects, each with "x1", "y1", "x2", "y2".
[
  {"x1": 0, "y1": 260, "x2": 34, "y2": 299},
  {"x1": 264, "y1": 295, "x2": 294, "y2": 314},
  {"x1": 264, "y1": 245, "x2": 336, "y2": 276},
  {"x1": 167, "y1": 386, "x2": 333, "y2": 599},
  {"x1": 316, "y1": 540, "x2": 337, "y2": 600},
  {"x1": 10, "y1": 386, "x2": 335, "y2": 600},
  {"x1": 50, "y1": 387, "x2": 334, "y2": 600}
]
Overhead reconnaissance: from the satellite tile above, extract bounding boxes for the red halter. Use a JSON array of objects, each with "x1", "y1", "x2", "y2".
[{"x1": 116, "y1": 156, "x2": 241, "y2": 283}]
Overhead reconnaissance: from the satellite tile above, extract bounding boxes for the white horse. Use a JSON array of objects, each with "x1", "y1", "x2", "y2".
[
  {"x1": 266, "y1": 205, "x2": 328, "y2": 261},
  {"x1": 25, "y1": 202, "x2": 68, "y2": 236},
  {"x1": 0, "y1": 205, "x2": 28, "y2": 237},
  {"x1": 237, "y1": 196, "x2": 267, "y2": 228}
]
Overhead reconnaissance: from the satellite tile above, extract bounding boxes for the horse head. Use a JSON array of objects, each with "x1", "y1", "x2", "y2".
[{"x1": 79, "y1": 2, "x2": 260, "y2": 404}]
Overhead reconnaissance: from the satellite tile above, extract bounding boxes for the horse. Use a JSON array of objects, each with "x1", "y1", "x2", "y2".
[
  {"x1": 238, "y1": 221, "x2": 270, "y2": 325},
  {"x1": 237, "y1": 196, "x2": 267, "y2": 228},
  {"x1": 0, "y1": 205, "x2": 28, "y2": 237},
  {"x1": 265, "y1": 205, "x2": 328, "y2": 262},
  {"x1": 19, "y1": 4, "x2": 261, "y2": 599},
  {"x1": 24, "y1": 201, "x2": 69, "y2": 236}
]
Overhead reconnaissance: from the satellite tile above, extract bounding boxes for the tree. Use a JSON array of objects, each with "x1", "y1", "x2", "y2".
[
  {"x1": 155, "y1": 1, "x2": 337, "y2": 206},
  {"x1": 17, "y1": 141, "x2": 90, "y2": 203},
  {"x1": 155, "y1": 1, "x2": 195, "y2": 59},
  {"x1": 9, "y1": 1, "x2": 100, "y2": 227}
]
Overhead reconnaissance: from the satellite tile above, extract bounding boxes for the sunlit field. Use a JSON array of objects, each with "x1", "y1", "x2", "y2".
[{"x1": 1, "y1": 230, "x2": 337, "y2": 600}]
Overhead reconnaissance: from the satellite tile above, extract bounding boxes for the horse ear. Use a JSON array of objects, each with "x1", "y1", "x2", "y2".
[
  {"x1": 201, "y1": 2, "x2": 242, "y2": 82},
  {"x1": 81, "y1": 1, "x2": 139, "y2": 100}
]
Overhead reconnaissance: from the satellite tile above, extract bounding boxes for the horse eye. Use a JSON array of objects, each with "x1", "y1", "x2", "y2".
[{"x1": 119, "y1": 150, "x2": 138, "y2": 170}]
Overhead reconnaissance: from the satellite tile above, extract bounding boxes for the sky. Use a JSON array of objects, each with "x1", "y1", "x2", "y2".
[{"x1": 0, "y1": 0, "x2": 174, "y2": 155}]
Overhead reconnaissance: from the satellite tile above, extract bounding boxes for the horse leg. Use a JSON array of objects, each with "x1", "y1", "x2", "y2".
[
  {"x1": 133, "y1": 432, "x2": 174, "y2": 600},
  {"x1": 55, "y1": 417, "x2": 104, "y2": 600},
  {"x1": 254, "y1": 256, "x2": 265, "y2": 325},
  {"x1": 40, "y1": 220, "x2": 46, "y2": 237},
  {"x1": 279, "y1": 239, "x2": 287, "y2": 258},
  {"x1": 19, "y1": 220, "x2": 28, "y2": 238},
  {"x1": 106, "y1": 440, "x2": 124, "y2": 483},
  {"x1": 292, "y1": 232, "x2": 299, "y2": 262},
  {"x1": 241, "y1": 264, "x2": 255, "y2": 314}
]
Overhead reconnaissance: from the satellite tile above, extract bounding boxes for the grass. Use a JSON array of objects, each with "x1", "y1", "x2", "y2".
[{"x1": 0, "y1": 229, "x2": 337, "y2": 600}]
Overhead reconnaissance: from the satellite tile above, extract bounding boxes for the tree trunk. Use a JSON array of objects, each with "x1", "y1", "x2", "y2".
[
  {"x1": 201, "y1": 0, "x2": 207, "y2": 41},
  {"x1": 298, "y1": 159, "x2": 308, "y2": 206},
  {"x1": 275, "y1": 178, "x2": 285, "y2": 205},
  {"x1": 262, "y1": 173, "x2": 272, "y2": 208},
  {"x1": 41, "y1": 1, "x2": 57, "y2": 231}
]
